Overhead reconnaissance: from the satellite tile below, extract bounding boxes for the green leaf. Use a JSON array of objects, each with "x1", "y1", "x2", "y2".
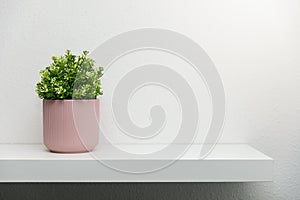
[{"x1": 35, "y1": 50, "x2": 104, "y2": 99}]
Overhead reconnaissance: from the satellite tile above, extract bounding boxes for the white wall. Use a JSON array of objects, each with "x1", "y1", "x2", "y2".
[{"x1": 0, "y1": 0, "x2": 299, "y2": 199}]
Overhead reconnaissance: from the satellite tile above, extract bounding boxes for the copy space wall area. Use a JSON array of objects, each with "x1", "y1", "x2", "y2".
[{"x1": 0, "y1": 0, "x2": 299, "y2": 199}]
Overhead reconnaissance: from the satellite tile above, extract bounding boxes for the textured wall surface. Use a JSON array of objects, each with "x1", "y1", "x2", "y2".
[
  {"x1": 0, "y1": 0, "x2": 300, "y2": 199},
  {"x1": 0, "y1": 183, "x2": 272, "y2": 200}
]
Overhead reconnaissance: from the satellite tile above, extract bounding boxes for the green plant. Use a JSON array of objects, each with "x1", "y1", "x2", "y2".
[{"x1": 36, "y1": 50, "x2": 103, "y2": 99}]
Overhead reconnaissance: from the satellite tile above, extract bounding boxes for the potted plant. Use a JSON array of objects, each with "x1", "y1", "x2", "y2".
[{"x1": 36, "y1": 50, "x2": 103, "y2": 153}]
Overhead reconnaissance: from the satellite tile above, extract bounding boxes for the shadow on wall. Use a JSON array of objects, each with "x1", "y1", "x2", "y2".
[{"x1": 0, "y1": 183, "x2": 273, "y2": 200}]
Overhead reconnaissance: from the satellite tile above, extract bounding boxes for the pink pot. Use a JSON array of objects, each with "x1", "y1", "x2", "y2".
[{"x1": 43, "y1": 99, "x2": 99, "y2": 153}]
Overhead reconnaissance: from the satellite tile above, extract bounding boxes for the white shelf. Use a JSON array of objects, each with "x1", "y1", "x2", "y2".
[{"x1": 0, "y1": 144, "x2": 273, "y2": 182}]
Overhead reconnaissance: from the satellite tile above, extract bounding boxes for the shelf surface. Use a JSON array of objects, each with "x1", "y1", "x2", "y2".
[{"x1": 0, "y1": 144, "x2": 273, "y2": 182}]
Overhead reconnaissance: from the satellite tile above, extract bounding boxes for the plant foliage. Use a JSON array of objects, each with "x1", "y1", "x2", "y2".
[{"x1": 36, "y1": 50, "x2": 103, "y2": 99}]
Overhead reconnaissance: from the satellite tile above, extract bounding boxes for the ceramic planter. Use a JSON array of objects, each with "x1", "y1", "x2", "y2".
[{"x1": 43, "y1": 99, "x2": 99, "y2": 153}]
